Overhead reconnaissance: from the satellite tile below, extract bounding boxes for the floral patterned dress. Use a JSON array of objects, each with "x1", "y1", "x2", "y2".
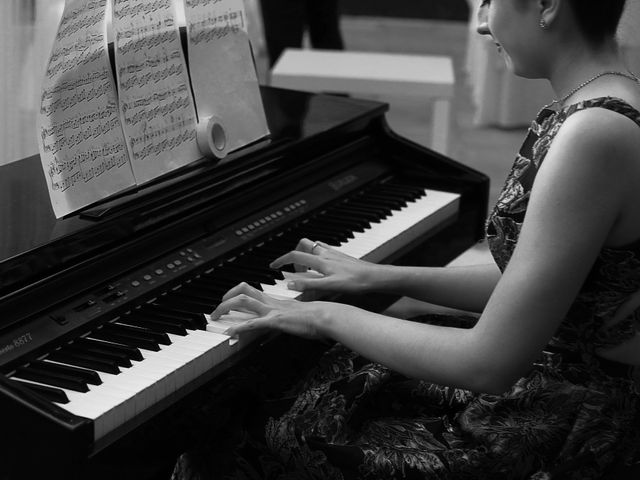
[{"x1": 171, "y1": 98, "x2": 640, "y2": 480}]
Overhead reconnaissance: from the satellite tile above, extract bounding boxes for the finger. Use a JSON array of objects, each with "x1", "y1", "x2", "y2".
[
  {"x1": 220, "y1": 281, "x2": 263, "y2": 302},
  {"x1": 282, "y1": 270, "x2": 325, "y2": 291},
  {"x1": 314, "y1": 241, "x2": 336, "y2": 251},
  {"x1": 296, "y1": 238, "x2": 316, "y2": 253},
  {"x1": 287, "y1": 277, "x2": 335, "y2": 292},
  {"x1": 224, "y1": 317, "x2": 270, "y2": 337},
  {"x1": 210, "y1": 294, "x2": 268, "y2": 320},
  {"x1": 270, "y1": 251, "x2": 325, "y2": 271}
]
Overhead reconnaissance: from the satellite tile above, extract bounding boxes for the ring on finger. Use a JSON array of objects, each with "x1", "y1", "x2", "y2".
[{"x1": 311, "y1": 241, "x2": 320, "y2": 253}]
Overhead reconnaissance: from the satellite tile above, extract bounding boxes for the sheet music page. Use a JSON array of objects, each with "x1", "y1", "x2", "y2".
[
  {"x1": 113, "y1": 0, "x2": 200, "y2": 184},
  {"x1": 37, "y1": 0, "x2": 136, "y2": 219},
  {"x1": 184, "y1": 0, "x2": 269, "y2": 153}
]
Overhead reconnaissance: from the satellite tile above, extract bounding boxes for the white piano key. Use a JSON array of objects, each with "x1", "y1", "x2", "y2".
[
  {"x1": 260, "y1": 280, "x2": 300, "y2": 298},
  {"x1": 335, "y1": 189, "x2": 460, "y2": 262}
]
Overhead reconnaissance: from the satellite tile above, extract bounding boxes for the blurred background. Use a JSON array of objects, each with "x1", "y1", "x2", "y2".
[{"x1": 1, "y1": 0, "x2": 638, "y2": 213}]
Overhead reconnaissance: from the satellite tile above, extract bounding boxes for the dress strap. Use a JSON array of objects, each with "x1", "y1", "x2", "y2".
[{"x1": 562, "y1": 97, "x2": 640, "y2": 128}]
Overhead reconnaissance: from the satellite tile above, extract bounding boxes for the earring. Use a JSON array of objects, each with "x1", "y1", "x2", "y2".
[{"x1": 540, "y1": 18, "x2": 548, "y2": 29}]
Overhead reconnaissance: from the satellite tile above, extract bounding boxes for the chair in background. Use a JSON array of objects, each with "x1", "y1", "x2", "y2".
[{"x1": 270, "y1": 48, "x2": 455, "y2": 155}]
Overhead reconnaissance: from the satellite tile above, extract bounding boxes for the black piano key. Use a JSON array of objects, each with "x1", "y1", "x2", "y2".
[
  {"x1": 194, "y1": 274, "x2": 237, "y2": 289},
  {"x1": 339, "y1": 205, "x2": 388, "y2": 221},
  {"x1": 231, "y1": 255, "x2": 278, "y2": 273},
  {"x1": 10, "y1": 378, "x2": 70, "y2": 404},
  {"x1": 235, "y1": 251, "x2": 272, "y2": 266},
  {"x1": 48, "y1": 349, "x2": 121, "y2": 375},
  {"x1": 121, "y1": 313, "x2": 188, "y2": 336},
  {"x1": 160, "y1": 295, "x2": 213, "y2": 314},
  {"x1": 13, "y1": 365, "x2": 89, "y2": 393},
  {"x1": 385, "y1": 181, "x2": 428, "y2": 196},
  {"x1": 168, "y1": 291, "x2": 217, "y2": 308},
  {"x1": 220, "y1": 265, "x2": 278, "y2": 285},
  {"x1": 364, "y1": 193, "x2": 408, "y2": 209},
  {"x1": 347, "y1": 200, "x2": 395, "y2": 215},
  {"x1": 252, "y1": 246, "x2": 289, "y2": 259},
  {"x1": 304, "y1": 220, "x2": 353, "y2": 239},
  {"x1": 378, "y1": 185, "x2": 423, "y2": 201},
  {"x1": 294, "y1": 228, "x2": 341, "y2": 244},
  {"x1": 107, "y1": 322, "x2": 171, "y2": 346},
  {"x1": 142, "y1": 304, "x2": 207, "y2": 329},
  {"x1": 65, "y1": 343, "x2": 132, "y2": 369},
  {"x1": 75, "y1": 337, "x2": 141, "y2": 363},
  {"x1": 37, "y1": 360, "x2": 102, "y2": 385},
  {"x1": 135, "y1": 305, "x2": 200, "y2": 330},
  {"x1": 91, "y1": 327, "x2": 162, "y2": 352},
  {"x1": 181, "y1": 284, "x2": 230, "y2": 302},
  {"x1": 319, "y1": 213, "x2": 368, "y2": 232}
]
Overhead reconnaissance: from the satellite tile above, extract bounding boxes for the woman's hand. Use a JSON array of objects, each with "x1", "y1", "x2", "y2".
[
  {"x1": 210, "y1": 282, "x2": 350, "y2": 340},
  {"x1": 270, "y1": 238, "x2": 382, "y2": 293}
]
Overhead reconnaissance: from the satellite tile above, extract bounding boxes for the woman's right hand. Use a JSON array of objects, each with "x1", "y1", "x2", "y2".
[{"x1": 269, "y1": 238, "x2": 383, "y2": 294}]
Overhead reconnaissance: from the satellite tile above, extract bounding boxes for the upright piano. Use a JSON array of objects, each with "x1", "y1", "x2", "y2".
[{"x1": 0, "y1": 87, "x2": 489, "y2": 479}]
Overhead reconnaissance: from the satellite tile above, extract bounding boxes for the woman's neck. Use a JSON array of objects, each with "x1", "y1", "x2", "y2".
[{"x1": 548, "y1": 39, "x2": 627, "y2": 103}]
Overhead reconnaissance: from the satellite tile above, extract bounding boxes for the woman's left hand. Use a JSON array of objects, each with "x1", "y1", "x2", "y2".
[{"x1": 209, "y1": 282, "x2": 349, "y2": 340}]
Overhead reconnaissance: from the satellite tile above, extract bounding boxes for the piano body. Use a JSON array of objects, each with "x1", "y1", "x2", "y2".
[{"x1": 0, "y1": 87, "x2": 489, "y2": 478}]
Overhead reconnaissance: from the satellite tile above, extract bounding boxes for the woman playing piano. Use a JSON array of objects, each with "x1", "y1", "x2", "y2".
[{"x1": 173, "y1": 0, "x2": 640, "y2": 478}]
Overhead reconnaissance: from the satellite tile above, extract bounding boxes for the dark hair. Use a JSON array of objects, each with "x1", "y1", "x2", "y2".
[{"x1": 566, "y1": 0, "x2": 627, "y2": 45}]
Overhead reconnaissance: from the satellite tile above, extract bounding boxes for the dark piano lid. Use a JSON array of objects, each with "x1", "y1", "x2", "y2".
[{"x1": 0, "y1": 87, "x2": 386, "y2": 298}]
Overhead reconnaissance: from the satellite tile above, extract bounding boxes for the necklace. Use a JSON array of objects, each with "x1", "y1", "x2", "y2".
[{"x1": 541, "y1": 70, "x2": 640, "y2": 112}]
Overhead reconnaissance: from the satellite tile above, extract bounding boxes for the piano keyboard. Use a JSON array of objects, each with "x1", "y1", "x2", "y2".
[{"x1": 7, "y1": 180, "x2": 459, "y2": 442}]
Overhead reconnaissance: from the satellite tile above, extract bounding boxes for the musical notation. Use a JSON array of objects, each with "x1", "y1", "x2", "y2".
[
  {"x1": 114, "y1": 0, "x2": 199, "y2": 184},
  {"x1": 114, "y1": 0, "x2": 170, "y2": 18},
  {"x1": 47, "y1": 143, "x2": 129, "y2": 192},
  {"x1": 38, "y1": 0, "x2": 135, "y2": 218},
  {"x1": 188, "y1": 10, "x2": 245, "y2": 44}
]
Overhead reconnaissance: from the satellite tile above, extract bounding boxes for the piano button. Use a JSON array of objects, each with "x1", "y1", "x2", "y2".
[
  {"x1": 48, "y1": 349, "x2": 121, "y2": 375},
  {"x1": 10, "y1": 377, "x2": 70, "y2": 404},
  {"x1": 13, "y1": 365, "x2": 89, "y2": 393},
  {"x1": 78, "y1": 337, "x2": 143, "y2": 362}
]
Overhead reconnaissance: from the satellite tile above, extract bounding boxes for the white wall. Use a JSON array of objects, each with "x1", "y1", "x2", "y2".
[
  {"x1": 0, "y1": 0, "x2": 63, "y2": 166},
  {"x1": 619, "y1": 0, "x2": 640, "y2": 74}
]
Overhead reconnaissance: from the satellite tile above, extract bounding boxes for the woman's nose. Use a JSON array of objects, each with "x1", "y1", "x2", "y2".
[
  {"x1": 476, "y1": 21, "x2": 490, "y2": 35},
  {"x1": 476, "y1": 5, "x2": 490, "y2": 35}
]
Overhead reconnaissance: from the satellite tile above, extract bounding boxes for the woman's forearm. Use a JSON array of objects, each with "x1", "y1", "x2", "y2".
[
  {"x1": 315, "y1": 303, "x2": 507, "y2": 393},
  {"x1": 367, "y1": 263, "x2": 502, "y2": 312}
]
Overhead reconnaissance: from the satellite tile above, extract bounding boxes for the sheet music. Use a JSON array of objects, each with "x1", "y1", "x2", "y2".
[
  {"x1": 38, "y1": 0, "x2": 136, "y2": 219},
  {"x1": 184, "y1": 0, "x2": 269, "y2": 153},
  {"x1": 113, "y1": 0, "x2": 200, "y2": 184}
]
